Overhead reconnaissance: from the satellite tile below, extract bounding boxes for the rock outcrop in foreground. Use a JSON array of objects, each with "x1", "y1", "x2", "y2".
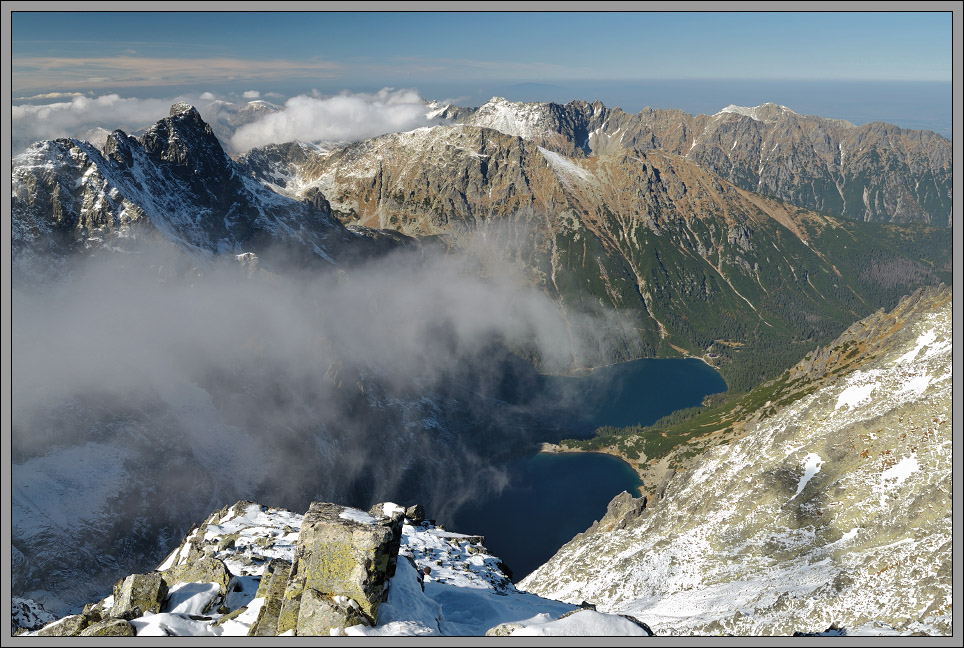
[{"x1": 22, "y1": 500, "x2": 652, "y2": 637}]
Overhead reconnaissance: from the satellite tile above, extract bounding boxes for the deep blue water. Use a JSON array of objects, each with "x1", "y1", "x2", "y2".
[
  {"x1": 450, "y1": 357, "x2": 726, "y2": 581},
  {"x1": 449, "y1": 453, "x2": 642, "y2": 582},
  {"x1": 538, "y1": 357, "x2": 728, "y2": 436}
]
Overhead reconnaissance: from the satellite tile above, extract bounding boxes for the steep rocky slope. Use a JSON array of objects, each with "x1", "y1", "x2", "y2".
[
  {"x1": 520, "y1": 286, "x2": 952, "y2": 635},
  {"x1": 11, "y1": 102, "x2": 375, "y2": 282}
]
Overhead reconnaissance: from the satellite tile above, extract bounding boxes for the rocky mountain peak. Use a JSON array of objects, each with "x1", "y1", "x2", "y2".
[
  {"x1": 140, "y1": 103, "x2": 225, "y2": 170},
  {"x1": 101, "y1": 129, "x2": 137, "y2": 166},
  {"x1": 12, "y1": 104, "x2": 358, "y2": 271},
  {"x1": 438, "y1": 96, "x2": 948, "y2": 224},
  {"x1": 169, "y1": 102, "x2": 199, "y2": 117}
]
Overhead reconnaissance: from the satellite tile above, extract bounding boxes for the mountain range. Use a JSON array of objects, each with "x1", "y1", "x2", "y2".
[{"x1": 451, "y1": 97, "x2": 952, "y2": 226}]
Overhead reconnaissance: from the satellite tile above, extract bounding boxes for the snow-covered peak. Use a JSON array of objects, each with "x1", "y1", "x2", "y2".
[
  {"x1": 468, "y1": 97, "x2": 552, "y2": 141},
  {"x1": 715, "y1": 103, "x2": 798, "y2": 121},
  {"x1": 424, "y1": 101, "x2": 451, "y2": 120},
  {"x1": 12, "y1": 104, "x2": 352, "y2": 274}
]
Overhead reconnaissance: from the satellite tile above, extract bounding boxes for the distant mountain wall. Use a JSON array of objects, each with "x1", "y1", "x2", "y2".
[{"x1": 456, "y1": 97, "x2": 952, "y2": 226}]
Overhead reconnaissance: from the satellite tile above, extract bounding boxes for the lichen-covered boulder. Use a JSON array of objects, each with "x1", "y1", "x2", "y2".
[
  {"x1": 296, "y1": 588, "x2": 369, "y2": 636},
  {"x1": 370, "y1": 502, "x2": 405, "y2": 578},
  {"x1": 111, "y1": 572, "x2": 168, "y2": 618},
  {"x1": 36, "y1": 614, "x2": 90, "y2": 637},
  {"x1": 247, "y1": 558, "x2": 291, "y2": 636},
  {"x1": 278, "y1": 502, "x2": 400, "y2": 635},
  {"x1": 81, "y1": 600, "x2": 108, "y2": 623},
  {"x1": 78, "y1": 618, "x2": 136, "y2": 636},
  {"x1": 161, "y1": 555, "x2": 233, "y2": 599}
]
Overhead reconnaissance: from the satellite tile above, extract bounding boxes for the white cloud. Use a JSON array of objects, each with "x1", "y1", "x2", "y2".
[
  {"x1": 242, "y1": 90, "x2": 261, "y2": 99},
  {"x1": 13, "y1": 94, "x2": 175, "y2": 152},
  {"x1": 11, "y1": 88, "x2": 437, "y2": 156},
  {"x1": 229, "y1": 88, "x2": 433, "y2": 152}
]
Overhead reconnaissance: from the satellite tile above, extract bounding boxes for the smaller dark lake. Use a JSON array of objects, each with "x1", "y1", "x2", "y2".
[
  {"x1": 450, "y1": 357, "x2": 726, "y2": 581},
  {"x1": 450, "y1": 452, "x2": 641, "y2": 581}
]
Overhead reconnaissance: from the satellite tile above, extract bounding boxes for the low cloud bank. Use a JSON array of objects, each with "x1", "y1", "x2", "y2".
[
  {"x1": 13, "y1": 94, "x2": 182, "y2": 153},
  {"x1": 11, "y1": 236, "x2": 608, "y2": 507},
  {"x1": 13, "y1": 88, "x2": 439, "y2": 156},
  {"x1": 229, "y1": 88, "x2": 434, "y2": 152},
  {"x1": 12, "y1": 92, "x2": 240, "y2": 154}
]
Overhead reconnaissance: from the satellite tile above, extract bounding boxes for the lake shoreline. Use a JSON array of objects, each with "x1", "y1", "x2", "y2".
[
  {"x1": 537, "y1": 442, "x2": 648, "y2": 498},
  {"x1": 531, "y1": 355, "x2": 727, "y2": 501},
  {"x1": 452, "y1": 356, "x2": 724, "y2": 580},
  {"x1": 540, "y1": 350, "x2": 720, "y2": 379}
]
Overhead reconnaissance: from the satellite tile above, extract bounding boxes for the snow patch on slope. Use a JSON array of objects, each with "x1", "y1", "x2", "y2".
[
  {"x1": 834, "y1": 377, "x2": 878, "y2": 410},
  {"x1": 878, "y1": 455, "x2": 919, "y2": 490},
  {"x1": 538, "y1": 147, "x2": 593, "y2": 185},
  {"x1": 790, "y1": 453, "x2": 824, "y2": 500}
]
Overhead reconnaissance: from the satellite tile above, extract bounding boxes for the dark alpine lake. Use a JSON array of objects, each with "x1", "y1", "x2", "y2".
[{"x1": 450, "y1": 357, "x2": 726, "y2": 582}]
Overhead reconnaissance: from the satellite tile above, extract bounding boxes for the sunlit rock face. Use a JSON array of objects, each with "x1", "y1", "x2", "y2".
[
  {"x1": 521, "y1": 286, "x2": 952, "y2": 636},
  {"x1": 453, "y1": 97, "x2": 952, "y2": 226}
]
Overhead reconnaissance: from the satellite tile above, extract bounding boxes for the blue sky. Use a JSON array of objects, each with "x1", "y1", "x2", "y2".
[
  {"x1": 12, "y1": 10, "x2": 953, "y2": 95},
  {"x1": 10, "y1": 9, "x2": 955, "y2": 142}
]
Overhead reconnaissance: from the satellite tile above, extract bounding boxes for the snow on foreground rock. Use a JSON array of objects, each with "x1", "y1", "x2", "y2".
[
  {"x1": 521, "y1": 288, "x2": 953, "y2": 636},
  {"x1": 23, "y1": 500, "x2": 653, "y2": 637}
]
